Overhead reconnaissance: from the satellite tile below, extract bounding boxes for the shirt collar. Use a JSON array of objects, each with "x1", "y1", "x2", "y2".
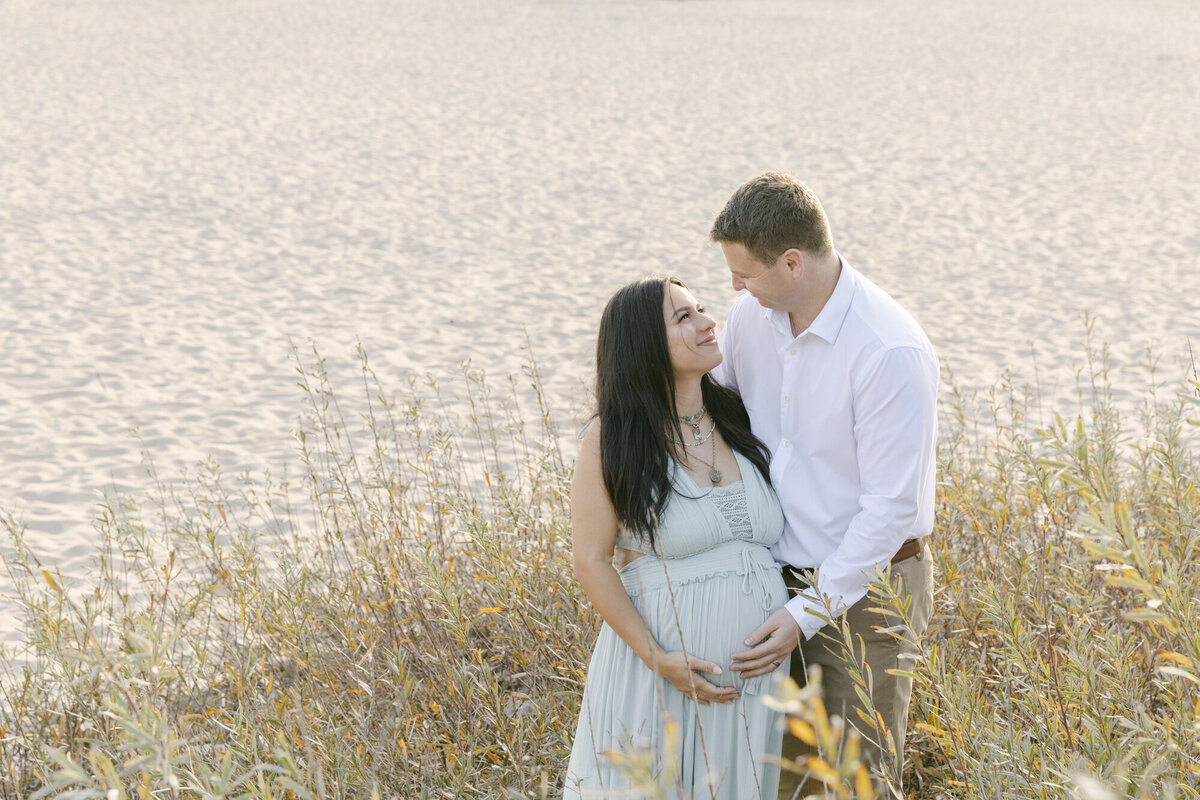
[{"x1": 762, "y1": 252, "x2": 857, "y2": 344}]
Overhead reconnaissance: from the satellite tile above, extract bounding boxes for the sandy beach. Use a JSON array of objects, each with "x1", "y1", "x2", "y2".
[{"x1": 1, "y1": 0, "x2": 1198, "y2": 646}]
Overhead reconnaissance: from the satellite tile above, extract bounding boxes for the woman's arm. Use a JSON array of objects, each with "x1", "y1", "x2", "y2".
[{"x1": 571, "y1": 423, "x2": 738, "y2": 705}]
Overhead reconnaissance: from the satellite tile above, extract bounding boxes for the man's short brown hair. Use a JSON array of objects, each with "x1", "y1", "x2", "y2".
[{"x1": 709, "y1": 172, "x2": 833, "y2": 265}]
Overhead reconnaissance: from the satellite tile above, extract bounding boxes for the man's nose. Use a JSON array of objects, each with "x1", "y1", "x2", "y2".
[{"x1": 731, "y1": 275, "x2": 744, "y2": 291}]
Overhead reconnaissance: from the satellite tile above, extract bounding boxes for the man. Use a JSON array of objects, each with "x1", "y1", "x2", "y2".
[{"x1": 710, "y1": 172, "x2": 937, "y2": 793}]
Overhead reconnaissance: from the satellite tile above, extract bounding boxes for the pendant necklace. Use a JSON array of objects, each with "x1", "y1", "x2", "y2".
[
  {"x1": 678, "y1": 405, "x2": 707, "y2": 443},
  {"x1": 691, "y1": 430, "x2": 723, "y2": 485},
  {"x1": 679, "y1": 418, "x2": 717, "y2": 447},
  {"x1": 678, "y1": 405, "x2": 721, "y2": 483}
]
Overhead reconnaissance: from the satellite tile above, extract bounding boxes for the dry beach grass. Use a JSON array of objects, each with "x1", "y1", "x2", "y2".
[
  {"x1": 1, "y1": 350, "x2": 588, "y2": 798},
  {"x1": 1, "y1": 340, "x2": 1198, "y2": 799}
]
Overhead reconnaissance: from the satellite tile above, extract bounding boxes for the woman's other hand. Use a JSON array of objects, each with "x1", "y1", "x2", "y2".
[{"x1": 652, "y1": 651, "x2": 739, "y2": 705}]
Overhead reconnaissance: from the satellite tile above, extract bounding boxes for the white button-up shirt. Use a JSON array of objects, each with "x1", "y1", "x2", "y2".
[{"x1": 713, "y1": 256, "x2": 938, "y2": 639}]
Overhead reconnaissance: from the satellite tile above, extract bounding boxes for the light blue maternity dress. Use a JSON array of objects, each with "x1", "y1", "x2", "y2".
[{"x1": 564, "y1": 450, "x2": 791, "y2": 799}]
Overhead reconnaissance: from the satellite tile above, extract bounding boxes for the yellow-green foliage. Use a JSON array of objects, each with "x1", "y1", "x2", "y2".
[
  {"x1": 905, "y1": 345, "x2": 1200, "y2": 799},
  {"x1": 1, "y1": 341, "x2": 1197, "y2": 799},
  {"x1": 1, "y1": 348, "x2": 590, "y2": 799}
]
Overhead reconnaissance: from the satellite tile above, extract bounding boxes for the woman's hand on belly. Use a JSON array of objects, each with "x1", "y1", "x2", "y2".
[{"x1": 650, "y1": 651, "x2": 740, "y2": 705}]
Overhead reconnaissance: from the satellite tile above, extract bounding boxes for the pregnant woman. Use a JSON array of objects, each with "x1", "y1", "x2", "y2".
[{"x1": 563, "y1": 276, "x2": 789, "y2": 799}]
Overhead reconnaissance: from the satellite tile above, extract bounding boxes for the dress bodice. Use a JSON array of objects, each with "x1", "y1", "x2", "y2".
[{"x1": 617, "y1": 450, "x2": 784, "y2": 558}]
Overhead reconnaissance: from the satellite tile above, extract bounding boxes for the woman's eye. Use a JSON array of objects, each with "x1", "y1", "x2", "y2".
[
  {"x1": 679, "y1": 312, "x2": 690, "y2": 321},
  {"x1": 696, "y1": 306, "x2": 705, "y2": 314}
]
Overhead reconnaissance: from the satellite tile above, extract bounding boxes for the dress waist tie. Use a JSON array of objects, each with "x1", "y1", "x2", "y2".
[{"x1": 740, "y1": 548, "x2": 777, "y2": 611}]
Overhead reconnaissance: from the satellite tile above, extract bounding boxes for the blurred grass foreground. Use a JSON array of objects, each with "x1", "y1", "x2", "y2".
[{"x1": 1, "y1": 340, "x2": 1198, "y2": 800}]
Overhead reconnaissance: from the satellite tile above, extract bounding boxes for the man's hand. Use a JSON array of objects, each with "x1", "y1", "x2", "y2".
[
  {"x1": 652, "y1": 651, "x2": 740, "y2": 705},
  {"x1": 731, "y1": 608, "x2": 802, "y2": 679}
]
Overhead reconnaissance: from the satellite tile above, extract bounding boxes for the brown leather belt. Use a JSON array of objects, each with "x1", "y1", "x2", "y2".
[
  {"x1": 787, "y1": 538, "x2": 926, "y2": 584},
  {"x1": 891, "y1": 537, "x2": 924, "y2": 564}
]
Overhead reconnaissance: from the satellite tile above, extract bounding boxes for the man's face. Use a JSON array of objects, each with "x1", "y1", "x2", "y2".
[{"x1": 721, "y1": 242, "x2": 794, "y2": 310}]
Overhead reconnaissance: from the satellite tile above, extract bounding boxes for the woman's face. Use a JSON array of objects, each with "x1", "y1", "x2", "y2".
[{"x1": 661, "y1": 282, "x2": 721, "y2": 379}]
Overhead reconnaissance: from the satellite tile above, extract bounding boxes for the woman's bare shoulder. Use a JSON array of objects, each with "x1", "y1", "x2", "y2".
[{"x1": 577, "y1": 417, "x2": 602, "y2": 453}]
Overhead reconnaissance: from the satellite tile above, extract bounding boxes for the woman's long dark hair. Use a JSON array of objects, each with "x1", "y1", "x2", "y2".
[{"x1": 594, "y1": 276, "x2": 772, "y2": 550}]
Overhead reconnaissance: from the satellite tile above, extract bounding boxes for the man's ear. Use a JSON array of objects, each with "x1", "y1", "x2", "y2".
[{"x1": 782, "y1": 248, "x2": 805, "y2": 276}]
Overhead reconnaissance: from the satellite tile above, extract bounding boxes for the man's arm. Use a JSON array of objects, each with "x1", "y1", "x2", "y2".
[
  {"x1": 733, "y1": 345, "x2": 937, "y2": 677},
  {"x1": 786, "y1": 345, "x2": 938, "y2": 638}
]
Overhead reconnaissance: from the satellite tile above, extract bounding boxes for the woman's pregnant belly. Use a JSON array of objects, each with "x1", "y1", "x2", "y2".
[{"x1": 619, "y1": 541, "x2": 789, "y2": 694}]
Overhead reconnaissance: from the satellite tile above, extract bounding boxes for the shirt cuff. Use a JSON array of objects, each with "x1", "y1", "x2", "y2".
[{"x1": 784, "y1": 594, "x2": 832, "y2": 641}]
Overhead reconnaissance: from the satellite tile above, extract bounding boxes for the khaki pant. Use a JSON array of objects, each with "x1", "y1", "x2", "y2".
[{"x1": 777, "y1": 542, "x2": 933, "y2": 799}]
